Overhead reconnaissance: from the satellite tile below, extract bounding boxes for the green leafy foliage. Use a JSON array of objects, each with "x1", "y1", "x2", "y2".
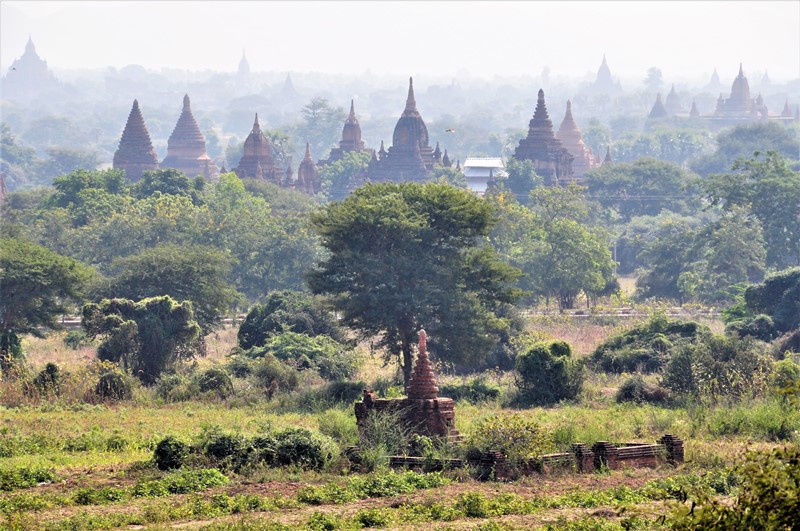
[
  {"x1": 309, "y1": 182, "x2": 521, "y2": 386},
  {"x1": 468, "y1": 414, "x2": 550, "y2": 463},
  {"x1": 154, "y1": 436, "x2": 189, "y2": 470},
  {"x1": 515, "y1": 341, "x2": 583, "y2": 404},
  {"x1": 591, "y1": 314, "x2": 709, "y2": 373},
  {"x1": 615, "y1": 375, "x2": 670, "y2": 404},
  {"x1": 94, "y1": 369, "x2": 132, "y2": 401},
  {"x1": 132, "y1": 468, "x2": 228, "y2": 497},
  {"x1": 82, "y1": 296, "x2": 203, "y2": 384},
  {"x1": 195, "y1": 367, "x2": 234, "y2": 398}
]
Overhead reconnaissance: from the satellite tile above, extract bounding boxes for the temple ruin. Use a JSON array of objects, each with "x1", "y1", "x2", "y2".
[
  {"x1": 112, "y1": 99, "x2": 160, "y2": 182},
  {"x1": 161, "y1": 95, "x2": 219, "y2": 180}
]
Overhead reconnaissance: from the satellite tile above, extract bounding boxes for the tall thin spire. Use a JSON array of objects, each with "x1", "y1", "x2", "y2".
[
  {"x1": 405, "y1": 77, "x2": 417, "y2": 111},
  {"x1": 348, "y1": 99, "x2": 356, "y2": 121},
  {"x1": 252, "y1": 113, "x2": 260, "y2": 132},
  {"x1": 604, "y1": 146, "x2": 612, "y2": 164}
]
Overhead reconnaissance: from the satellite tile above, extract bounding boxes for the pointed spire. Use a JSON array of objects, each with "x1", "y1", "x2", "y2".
[
  {"x1": 113, "y1": 99, "x2": 160, "y2": 182},
  {"x1": 433, "y1": 141, "x2": 442, "y2": 163},
  {"x1": 220, "y1": 162, "x2": 228, "y2": 174},
  {"x1": 304, "y1": 142, "x2": 312, "y2": 160},
  {"x1": 379, "y1": 140, "x2": 387, "y2": 158},
  {"x1": 405, "y1": 76, "x2": 417, "y2": 111},
  {"x1": 442, "y1": 149, "x2": 451, "y2": 167},
  {"x1": 690, "y1": 99, "x2": 700, "y2": 118},
  {"x1": 407, "y1": 329, "x2": 440, "y2": 400},
  {"x1": 604, "y1": 145, "x2": 612, "y2": 164},
  {"x1": 183, "y1": 94, "x2": 191, "y2": 110},
  {"x1": 162, "y1": 94, "x2": 217, "y2": 180},
  {"x1": 648, "y1": 93, "x2": 668, "y2": 119},
  {"x1": 738, "y1": 62, "x2": 744, "y2": 77},
  {"x1": 781, "y1": 99, "x2": 793, "y2": 117},
  {"x1": 348, "y1": 99, "x2": 356, "y2": 121},
  {"x1": 252, "y1": 113, "x2": 260, "y2": 132},
  {"x1": 455, "y1": 159, "x2": 461, "y2": 171}
]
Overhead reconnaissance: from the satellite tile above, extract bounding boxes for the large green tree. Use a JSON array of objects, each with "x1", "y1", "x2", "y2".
[
  {"x1": 308, "y1": 182, "x2": 520, "y2": 387},
  {"x1": 0, "y1": 237, "x2": 92, "y2": 376},
  {"x1": 704, "y1": 151, "x2": 800, "y2": 268}
]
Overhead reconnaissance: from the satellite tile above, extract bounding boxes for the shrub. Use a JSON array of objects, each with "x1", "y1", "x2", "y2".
[
  {"x1": 195, "y1": 367, "x2": 234, "y2": 398},
  {"x1": 32, "y1": 363, "x2": 63, "y2": 395},
  {"x1": 202, "y1": 430, "x2": 247, "y2": 462},
  {"x1": 94, "y1": 370, "x2": 132, "y2": 401},
  {"x1": 661, "y1": 335, "x2": 774, "y2": 401},
  {"x1": 468, "y1": 414, "x2": 550, "y2": 463},
  {"x1": 771, "y1": 358, "x2": 800, "y2": 400},
  {"x1": 615, "y1": 375, "x2": 670, "y2": 404},
  {"x1": 154, "y1": 373, "x2": 192, "y2": 402},
  {"x1": 515, "y1": 341, "x2": 583, "y2": 405},
  {"x1": 743, "y1": 267, "x2": 800, "y2": 335},
  {"x1": 591, "y1": 314, "x2": 709, "y2": 373},
  {"x1": 251, "y1": 354, "x2": 300, "y2": 396},
  {"x1": 132, "y1": 468, "x2": 228, "y2": 497},
  {"x1": 225, "y1": 355, "x2": 254, "y2": 378},
  {"x1": 731, "y1": 314, "x2": 778, "y2": 341},
  {"x1": 317, "y1": 409, "x2": 359, "y2": 446},
  {"x1": 251, "y1": 332, "x2": 359, "y2": 381},
  {"x1": 0, "y1": 465, "x2": 55, "y2": 491},
  {"x1": 63, "y1": 330, "x2": 90, "y2": 349},
  {"x1": 440, "y1": 376, "x2": 501, "y2": 403},
  {"x1": 272, "y1": 428, "x2": 333, "y2": 470},
  {"x1": 154, "y1": 436, "x2": 189, "y2": 470},
  {"x1": 237, "y1": 290, "x2": 347, "y2": 350}
]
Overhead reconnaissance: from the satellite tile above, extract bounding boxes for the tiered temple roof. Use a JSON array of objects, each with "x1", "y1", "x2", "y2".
[
  {"x1": 161, "y1": 94, "x2": 218, "y2": 180},
  {"x1": 407, "y1": 329, "x2": 439, "y2": 400},
  {"x1": 234, "y1": 113, "x2": 278, "y2": 181},
  {"x1": 367, "y1": 78, "x2": 435, "y2": 182},
  {"x1": 648, "y1": 93, "x2": 668, "y2": 120},
  {"x1": 664, "y1": 85, "x2": 683, "y2": 115},
  {"x1": 321, "y1": 100, "x2": 371, "y2": 165},
  {"x1": 708, "y1": 64, "x2": 768, "y2": 129},
  {"x1": 296, "y1": 143, "x2": 320, "y2": 195},
  {"x1": 113, "y1": 99, "x2": 160, "y2": 182},
  {"x1": 556, "y1": 100, "x2": 598, "y2": 179},
  {"x1": 512, "y1": 89, "x2": 573, "y2": 185}
]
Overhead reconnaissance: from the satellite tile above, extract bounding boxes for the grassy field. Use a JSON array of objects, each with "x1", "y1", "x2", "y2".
[{"x1": 1, "y1": 313, "x2": 797, "y2": 530}]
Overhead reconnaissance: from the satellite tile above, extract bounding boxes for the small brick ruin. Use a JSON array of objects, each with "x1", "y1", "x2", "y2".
[{"x1": 355, "y1": 329, "x2": 459, "y2": 441}]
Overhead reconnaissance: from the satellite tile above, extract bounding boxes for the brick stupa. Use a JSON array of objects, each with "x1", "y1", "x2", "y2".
[
  {"x1": 513, "y1": 89, "x2": 574, "y2": 185},
  {"x1": 161, "y1": 94, "x2": 218, "y2": 180},
  {"x1": 355, "y1": 329, "x2": 459, "y2": 441},
  {"x1": 321, "y1": 100, "x2": 372, "y2": 166},
  {"x1": 234, "y1": 113, "x2": 278, "y2": 181},
  {"x1": 113, "y1": 99, "x2": 160, "y2": 182},
  {"x1": 556, "y1": 100, "x2": 598, "y2": 179}
]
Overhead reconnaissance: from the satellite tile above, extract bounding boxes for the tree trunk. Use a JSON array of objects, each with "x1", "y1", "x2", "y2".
[{"x1": 401, "y1": 330, "x2": 413, "y2": 393}]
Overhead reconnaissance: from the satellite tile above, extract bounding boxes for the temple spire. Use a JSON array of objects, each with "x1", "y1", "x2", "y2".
[
  {"x1": 252, "y1": 113, "x2": 260, "y2": 132},
  {"x1": 348, "y1": 99, "x2": 356, "y2": 121},
  {"x1": 604, "y1": 145, "x2": 612, "y2": 164},
  {"x1": 405, "y1": 77, "x2": 417, "y2": 111}
]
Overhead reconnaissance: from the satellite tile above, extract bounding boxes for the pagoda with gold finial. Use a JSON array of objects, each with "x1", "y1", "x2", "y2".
[
  {"x1": 367, "y1": 77, "x2": 435, "y2": 182},
  {"x1": 512, "y1": 89, "x2": 574, "y2": 185},
  {"x1": 235, "y1": 113, "x2": 277, "y2": 181},
  {"x1": 113, "y1": 99, "x2": 160, "y2": 182},
  {"x1": 556, "y1": 100, "x2": 598, "y2": 179},
  {"x1": 161, "y1": 94, "x2": 218, "y2": 180},
  {"x1": 355, "y1": 329, "x2": 459, "y2": 441}
]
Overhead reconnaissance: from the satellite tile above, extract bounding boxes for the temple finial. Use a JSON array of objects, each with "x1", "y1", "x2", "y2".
[
  {"x1": 349, "y1": 99, "x2": 356, "y2": 120},
  {"x1": 183, "y1": 94, "x2": 191, "y2": 110},
  {"x1": 405, "y1": 77, "x2": 416, "y2": 111}
]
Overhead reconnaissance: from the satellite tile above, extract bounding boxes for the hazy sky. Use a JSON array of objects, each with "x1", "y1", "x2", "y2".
[{"x1": 2, "y1": 1, "x2": 799, "y2": 84}]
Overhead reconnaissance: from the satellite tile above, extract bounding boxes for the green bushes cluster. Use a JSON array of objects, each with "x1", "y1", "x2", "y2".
[
  {"x1": 467, "y1": 414, "x2": 550, "y2": 464},
  {"x1": 728, "y1": 267, "x2": 800, "y2": 341},
  {"x1": 591, "y1": 314, "x2": 709, "y2": 373},
  {"x1": 515, "y1": 340, "x2": 583, "y2": 405},
  {"x1": 153, "y1": 426, "x2": 335, "y2": 473},
  {"x1": 615, "y1": 375, "x2": 670, "y2": 405},
  {"x1": 440, "y1": 376, "x2": 501, "y2": 403}
]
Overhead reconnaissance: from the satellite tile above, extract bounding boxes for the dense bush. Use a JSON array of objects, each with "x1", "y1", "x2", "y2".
[
  {"x1": 195, "y1": 367, "x2": 234, "y2": 398},
  {"x1": 591, "y1": 314, "x2": 709, "y2": 373},
  {"x1": 246, "y1": 331, "x2": 359, "y2": 381},
  {"x1": 615, "y1": 375, "x2": 670, "y2": 404},
  {"x1": 771, "y1": 358, "x2": 800, "y2": 399},
  {"x1": 94, "y1": 370, "x2": 132, "y2": 401},
  {"x1": 515, "y1": 340, "x2": 583, "y2": 405},
  {"x1": 237, "y1": 290, "x2": 347, "y2": 350},
  {"x1": 63, "y1": 330, "x2": 90, "y2": 350},
  {"x1": 743, "y1": 267, "x2": 800, "y2": 335},
  {"x1": 440, "y1": 376, "x2": 501, "y2": 404},
  {"x1": 33, "y1": 363, "x2": 63, "y2": 395},
  {"x1": 668, "y1": 446, "x2": 800, "y2": 530},
  {"x1": 154, "y1": 436, "x2": 189, "y2": 470},
  {"x1": 661, "y1": 335, "x2": 774, "y2": 401},
  {"x1": 251, "y1": 354, "x2": 300, "y2": 396},
  {"x1": 270, "y1": 428, "x2": 333, "y2": 470},
  {"x1": 154, "y1": 373, "x2": 192, "y2": 402},
  {"x1": 468, "y1": 414, "x2": 550, "y2": 464}
]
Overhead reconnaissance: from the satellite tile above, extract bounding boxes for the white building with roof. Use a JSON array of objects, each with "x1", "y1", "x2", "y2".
[{"x1": 462, "y1": 157, "x2": 505, "y2": 196}]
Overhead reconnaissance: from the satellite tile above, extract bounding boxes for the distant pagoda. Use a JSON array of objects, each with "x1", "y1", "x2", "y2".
[
  {"x1": 234, "y1": 113, "x2": 278, "y2": 181},
  {"x1": 707, "y1": 64, "x2": 768, "y2": 129},
  {"x1": 320, "y1": 99, "x2": 372, "y2": 165},
  {"x1": 113, "y1": 99, "x2": 160, "y2": 182},
  {"x1": 161, "y1": 94, "x2": 218, "y2": 180},
  {"x1": 664, "y1": 84, "x2": 683, "y2": 115},
  {"x1": 556, "y1": 100, "x2": 599, "y2": 179},
  {"x1": 367, "y1": 77, "x2": 435, "y2": 182},
  {"x1": 2, "y1": 36, "x2": 60, "y2": 102},
  {"x1": 512, "y1": 89, "x2": 573, "y2": 185},
  {"x1": 295, "y1": 143, "x2": 321, "y2": 195}
]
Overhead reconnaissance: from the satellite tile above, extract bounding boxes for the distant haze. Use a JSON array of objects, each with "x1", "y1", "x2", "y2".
[{"x1": 1, "y1": 0, "x2": 799, "y2": 84}]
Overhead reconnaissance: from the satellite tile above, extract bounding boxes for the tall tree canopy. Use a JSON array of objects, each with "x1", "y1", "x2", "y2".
[
  {"x1": 0, "y1": 237, "x2": 93, "y2": 375},
  {"x1": 308, "y1": 182, "x2": 521, "y2": 387}
]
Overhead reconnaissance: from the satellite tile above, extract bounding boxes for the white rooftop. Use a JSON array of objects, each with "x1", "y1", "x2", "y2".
[{"x1": 463, "y1": 157, "x2": 504, "y2": 169}]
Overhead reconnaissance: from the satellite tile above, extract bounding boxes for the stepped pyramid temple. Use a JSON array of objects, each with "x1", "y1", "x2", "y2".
[
  {"x1": 161, "y1": 95, "x2": 218, "y2": 180},
  {"x1": 113, "y1": 100, "x2": 160, "y2": 182},
  {"x1": 320, "y1": 100, "x2": 373, "y2": 165},
  {"x1": 512, "y1": 89, "x2": 574, "y2": 185},
  {"x1": 2, "y1": 36, "x2": 60, "y2": 102},
  {"x1": 355, "y1": 329, "x2": 459, "y2": 441},
  {"x1": 556, "y1": 100, "x2": 599, "y2": 179},
  {"x1": 707, "y1": 64, "x2": 768, "y2": 129},
  {"x1": 296, "y1": 143, "x2": 321, "y2": 195},
  {"x1": 367, "y1": 78, "x2": 436, "y2": 182},
  {"x1": 234, "y1": 113, "x2": 278, "y2": 181}
]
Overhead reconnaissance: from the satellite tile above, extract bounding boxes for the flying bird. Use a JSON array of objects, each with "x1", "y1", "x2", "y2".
[{"x1": 445, "y1": 128, "x2": 455, "y2": 133}]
